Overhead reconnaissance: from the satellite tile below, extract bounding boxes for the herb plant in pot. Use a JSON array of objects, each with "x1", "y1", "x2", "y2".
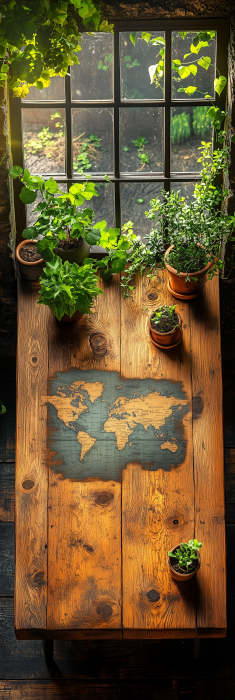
[
  {"x1": 10, "y1": 167, "x2": 103, "y2": 267},
  {"x1": 149, "y1": 304, "x2": 182, "y2": 348},
  {"x1": 96, "y1": 221, "x2": 136, "y2": 281},
  {"x1": 38, "y1": 255, "x2": 103, "y2": 322},
  {"x1": 168, "y1": 539, "x2": 202, "y2": 582}
]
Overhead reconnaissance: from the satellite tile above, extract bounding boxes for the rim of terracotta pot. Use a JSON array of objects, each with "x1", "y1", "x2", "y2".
[
  {"x1": 150, "y1": 309, "x2": 182, "y2": 337},
  {"x1": 16, "y1": 239, "x2": 44, "y2": 266},
  {"x1": 164, "y1": 244, "x2": 214, "y2": 279},
  {"x1": 167, "y1": 543, "x2": 201, "y2": 579}
]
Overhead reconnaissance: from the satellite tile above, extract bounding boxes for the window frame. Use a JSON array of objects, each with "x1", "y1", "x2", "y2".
[{"x1": 9, "y1": 18, "x2": 229, "y2": 244}]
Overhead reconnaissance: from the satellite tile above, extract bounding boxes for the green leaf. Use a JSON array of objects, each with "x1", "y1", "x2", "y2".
[
  {"x1": 9, "y1": 165, "x2": 23, "y2": 179},
  {"x1": 22, "y1": 226, "x2": 37, "y2": 239},
  {"x1": 137, "y1": 198, "x2": 143, "y2": 204},
  {"x1": 141, "y1": 32, "x2": 152, "y2": 44},
  {"x1": 178, "y1": 66, "x2": 191, "y2": 79},
  {"x1": 0, "y1": 400, "x2": 6, "y2": 415},
  {"x1": 85, "y1": 230, "x2": 101, "y2": 245},
  {"x1": 179, "y1": 31, "x2": 188, "y2": 39},
  {"x1": 197, "y1": 56, "x2": 211, "y2": 70},
  {"x1": 184, "y1": 86, "x2": 197, "y2": 95},
  {"x1": 19, "y1": 188, "x2": 37, "y2": 204},
  {"x1": 214, "y1": 75, "x2": 227, "y2": 96},
  {"x1": 93, "y1": 220, "x2": 107, "y2": 230},
  {"x1": 189, "y1": 64, "x2": 197, "y2": 76},
  {"x1": 45, "y1": 177, "x2": 59, "y2": 194},
  {"x1": 130, "y1": 32, "x2": 136, "y2": 46},
  {"x1": 1, "y1": 64, "x2": 8, "y2": 73}
]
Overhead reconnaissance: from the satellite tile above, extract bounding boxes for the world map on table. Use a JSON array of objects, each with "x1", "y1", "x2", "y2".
[{"x1": 42, "y1": 370, "x2": 190, "y2": 481}]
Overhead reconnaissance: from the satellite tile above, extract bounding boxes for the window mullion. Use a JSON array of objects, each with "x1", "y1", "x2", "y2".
[
  {"x1": 114, "y1": 28, "x2": 121, "y2": 229},
  {"x1": 65, "y1": 69, "x2": 72, "y2": 180},
  {"x1": 164, "y1": 29, "x2": 171, "y2": 191}
]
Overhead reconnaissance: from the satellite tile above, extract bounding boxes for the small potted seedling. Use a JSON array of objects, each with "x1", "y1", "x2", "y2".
[
  {"x1": 149, "y1": 304, "x2": 182, "y2": 348},
  {"x1": 38, "y1": 255, "x2": 103, "y2": 322},
  {"x1": 16, "y1": 239, "x2": 45, "y2": 281},
  {"x1": 168, "y1": 539, "x2": 202, "y2": 582}
]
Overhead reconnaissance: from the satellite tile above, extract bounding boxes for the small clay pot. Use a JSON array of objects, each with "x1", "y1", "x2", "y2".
[
  {"x1": 55, "y1": 239, "x2": 90, "y2": 265},
  {"x1": 150, "y1": 309, "x2": 182, "y2": 348},
  {"x1": 168, "y1": 544, "x2": 201, "y2": 582},
  {"x1": 164, "y1": 245, "x2": 213, "y2": 299},
  {"x1": 16, "y1": 240, "x2": 45, "y2": 281},
  {"x1": 57, "y1": 310, "x2": 83, "y2": 323}
]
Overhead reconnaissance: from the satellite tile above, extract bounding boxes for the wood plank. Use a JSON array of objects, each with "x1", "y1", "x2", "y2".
[
  {"x1": 121, "y1": 270, "x2": 195, "y2": 633},
  {"x1": 0, "y1": 381, "x2": 16, "y2": 462},
  {"x1": 0, "y1": 464, "x2": 15, "y2": 521},
  {"x1": 191, "y1": 275, "x2": 226, "y2": 632},
  {"x1": 0, "y1": 523, "x2": 14, "y2": 595},
  {"x1": 221, "y1": 335, "x2": 235, "y2": 448},
  {"x1": 15, "y1": 278, "x2": 50, "y2": 633},
  {"x1": 0, "y1": 599, "x2": 50, "y2": 679},
  {"x1": 46, "y1": 274, "x2": 122, "y2": 634},
  {"x1": 225, "y1": 448, "x2": 235, "y2": 523}
]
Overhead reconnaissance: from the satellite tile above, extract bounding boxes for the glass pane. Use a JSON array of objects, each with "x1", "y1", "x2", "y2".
[
  {"x1": 121, "y1": 182, "x2": 163, "y2": 240},
  {"x1": 171, "y1": 106, "x2": 213, "y2": 173},
  {"x1": 26, "y1": 183, "x2": 67, "y2": 226},
  {"x1": 120, "y1": 108, "x2": 164, "y2": 174},
  {"x1": 170, "y1": 181, "x2": 196, "y2": 202},
  {"x1": 22, "y1": 108, "x2": 66, "y2": 174},
  {"x1": 76, "y1": 182, "x2": 115, "y2": 228},
  {"x1": 120, "y1": 31, "x2": 165, "y2": 101},
  {"x1": 72, "y1": 108, "x2": 114, "y2": 175},
  {"x1": 172, "y1": 31, "x2": 216, "y2": 100},
  {"x1": 71, "y1": 33, "x2": 113, "y2": 101},
  {"x1": 24, "y1": 76, "x2": 65, "y2": 102}
]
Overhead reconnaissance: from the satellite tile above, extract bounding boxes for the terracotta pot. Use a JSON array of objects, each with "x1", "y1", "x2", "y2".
[
  {"x1": 57, "y1": 310, "x2": 83, "y2": 323},
  {"x1": 150, "y1": 309, "x2": 182, "y2": 347},
  {"x1": 168, "y1": 544, "x2": 201, "y2": 582},
  {"x1": 164, "y1": 245, "x2": 213, "y2": 298},
  {"x1": 55, "y1": 239, "x2": 90, "y2": 265},
  {"x1": 16, "y1": 240, "x2": 45, "y2": 281}
]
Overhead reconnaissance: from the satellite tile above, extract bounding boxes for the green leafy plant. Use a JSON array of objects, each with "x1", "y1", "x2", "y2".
[
  {"x1": 0, "y1": 400, "x2": 6, "y2": 415},
  {"x1": 38, "y1": 254, "x2": 103, "y2": 320},
  {"x1": 168, "y1": 539, "x2": 202, "y2": 573},
  {"x1": 151, "y1": 305, "x2": 178, "y2": 333},
  {"x1": 171, "y1": 112, "x2": 191, "y2": 145},
  {"x1": 123, "y1": 55, "x2": 140, "y2": 69},
  {"x1": 73, "y1": 133, "x2": 102, "y2": 174},
  {"x1": 24, "y1": 112, "x2": 65, "y2": 161},
  {"x1": 97, "y1": 52, "x2": 113, "y2": 71},
  {"x1": 94, "y1": 220, "x2": 136, "y2": 281},
  {"x1": 0, "y1": 0, "x2": 114, "y2": 98},
  {"x1": 10, "y1": 166, "x2": 107, "y2": 260}
]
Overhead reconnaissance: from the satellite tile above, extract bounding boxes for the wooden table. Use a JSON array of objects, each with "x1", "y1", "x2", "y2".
[{"x1": 15, "y1": 270, "x2": 226, "y2": 640}]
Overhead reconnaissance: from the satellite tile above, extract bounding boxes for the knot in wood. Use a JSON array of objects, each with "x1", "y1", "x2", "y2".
[
  {"x1": 31, "y1": 356, "x2": 38, "y2": 364},
  {"x1": 33, "y1": 571, "x2": 45, "y2": 587},
  {"x1": 147, "y1": 589, "x2": 160, "y2": 603},
  {"x1": 145, "y1": 289, "x2": 158, "y2": 305},
  {"x1": 90, "y1": 333, "x2": 107, "y2": 356},
  {"x1": 192, "y1": 395, "x2": 204, "y2": 420},
  {"x1": 95, "y1": 491, "x2": 114, "y2": 506},
  {"x1": 96, "y1": 603, "x2": 113, "y2": 619},
  {"x1": 22, "y1": 479, "x2": 35, "y2": 491}
]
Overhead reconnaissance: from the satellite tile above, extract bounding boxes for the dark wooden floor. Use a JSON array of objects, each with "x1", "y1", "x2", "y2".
[{"x1": 0, "y1": 278, "x2": 235, "y2": 699}]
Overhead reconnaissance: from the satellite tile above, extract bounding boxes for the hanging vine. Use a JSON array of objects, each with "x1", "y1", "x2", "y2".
[{"x1": 0, "y1": 0, "x2": 113, "y2": 98}]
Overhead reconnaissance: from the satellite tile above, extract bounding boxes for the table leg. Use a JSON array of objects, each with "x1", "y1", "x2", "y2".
[{"x1": 43, "y1": 640, "x2": 63, "y2": 677}]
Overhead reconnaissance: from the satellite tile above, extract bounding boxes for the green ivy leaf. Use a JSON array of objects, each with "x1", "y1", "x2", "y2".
[
  {"x1": 19, "y1": 187, "x2": 37, "y2": 204},
  {"x1": 0, "y1": 400, "x2": 6, "y2": 415},
  {"x1": 184, "y1": 86, "x2": 197, "y2": 95},
  {"x1": 197, "y1": 56, "x2": 211, "y2": 70},
  {"x1": 9, "y1": 165, "x2": 23, "y2": 178},
  {"x1": 130, "y1": 32, "x2": 136, "y2": 46},
  {"x1": 214, "y1": 75, "x2": 227, "y2": 96},
  {"x1": 141, "y1": 32, "x2": 152, "y2": 44}
]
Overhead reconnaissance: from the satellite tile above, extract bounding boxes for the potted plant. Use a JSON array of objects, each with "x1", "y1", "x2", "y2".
[
  {"x1": 37, "y1": 255, "x2": 103, "y2": 322},
  {"x1": 149, "y1": 304, "x2": 182, "y2": 348},
  {"x1": 95, "y1": 221, "x2": 136, "y2": 281},
  {"x1": 168, "y1": 539, "x2": 202, "y2": 582},
  {"x1": 16, "y1": 239, "x2": 45, "y2": 281},
  {"x1": 10, "y1": 167, "x2": 105, "y2": 268}
]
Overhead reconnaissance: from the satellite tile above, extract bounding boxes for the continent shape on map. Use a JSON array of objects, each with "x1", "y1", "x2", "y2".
[{"x1": 42, "y1": 370, "x2": 189, "y2": 481}]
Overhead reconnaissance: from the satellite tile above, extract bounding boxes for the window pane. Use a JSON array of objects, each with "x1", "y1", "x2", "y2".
[
  {"x1": 170, "y1": 181, "x2": 196, "y2": 202},
  {"x1": 24, "y1": 76, "x2": 65, "y2": 102},
  {"x1": 22, "y1": 108, "x2": 66, "y2": 174},
  {"x1": 72, "y1": 108, "x2": 114, "y2": 175},
  {"x1": 120, "y1": 31, "x2": 165, "y2": 101},
  {"x1": 172, "y1": 31, "x2": 216, "y2": 100},
  {"x1": 76, "y1": 182, "x2": 115, "y2": 228},
  {"x1": 120, "y1": 108, "x2": 163, "y2": 174},
  {"x1": 26, "y1": 183, "x2": 68, "y2": 226},
  {"x1": 71, "y1": 33, "x2": 114, "y2": 101},
  {"x1": 171, "y1": 106, "x2": 212, "y2": 173},
  {"x1": 121, "y1": 182, "x2": 163, "y2": 240}
]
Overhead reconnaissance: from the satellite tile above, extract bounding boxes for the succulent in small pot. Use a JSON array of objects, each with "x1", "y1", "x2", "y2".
[
  {"x1": 16, "y1": 239, "x2": 45, "y2": 281},
  {"x1": 150, "y1": 304, "x2": 182, "y2": 347},
  {"x1": 37, "y1": 255, "x2": 103, "y2": 322},
  {"x1": 168, "y1": 539, "x2": 202, "y2": 582}
]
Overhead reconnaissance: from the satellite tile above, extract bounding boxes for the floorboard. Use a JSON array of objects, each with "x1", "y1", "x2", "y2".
[
  {"x1": 0, "y1": 464, "x2": 15, "y2": 522},
  {"x1": 0, "y1": 523, "x2": 14, "y2": 595}
]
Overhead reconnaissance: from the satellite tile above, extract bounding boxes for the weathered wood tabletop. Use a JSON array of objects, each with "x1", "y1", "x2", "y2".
[{"x1": 15, "y1": 270, "x2": 226, "y2": 640}]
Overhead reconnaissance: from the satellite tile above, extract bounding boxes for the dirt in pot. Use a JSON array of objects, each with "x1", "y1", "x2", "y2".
[
  {"x1": 151, "y1": 306, "x2": 179, "y2": 334},
  {"x1": 57, "y1": 236, "x2": 83, "y2": 251},
  {"x1": 19, "y1": 243, "x2": 42, "y2": 263},
  {"x1": 170, "y1": 553, "x2": 198, "y2": 575}
]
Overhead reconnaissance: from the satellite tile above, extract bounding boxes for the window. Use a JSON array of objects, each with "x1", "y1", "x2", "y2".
[{"x1": 10, "y1": 19, "x2": 229, "y2": 244}]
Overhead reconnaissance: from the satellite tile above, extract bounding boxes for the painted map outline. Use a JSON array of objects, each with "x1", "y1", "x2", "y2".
[{"x1": 42, "y1": 370, "x2": 190, "y2": 481}]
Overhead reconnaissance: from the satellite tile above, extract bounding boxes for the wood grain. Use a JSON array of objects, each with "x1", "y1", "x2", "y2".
[
  {"x1": 190, "y1": 275, "x2": 226, "y2": 632},
  {"x1": 47, "y1": 272, "x2": 122, "y2": 634},
  {"x1": 0, "y1": 464, "x2": 15, "y2": 521},
  {"x1": 0, "y1": 523, "x2": 14, "y2": 595},
  {"x1": 121, "y1": 270, "x2": 195, "y2": 634},
  {"x1": 15, "y1": 278, "x2": 50, "y2": 633}
]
